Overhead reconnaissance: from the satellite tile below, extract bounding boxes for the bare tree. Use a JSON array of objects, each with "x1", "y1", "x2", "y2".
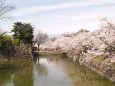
[
  {"x1": 0, "y1": 0, "x2": 15, "y2": 20},
  {"x1": 63, "y1": 29, "x2": 89, "y2": 37},
  {"x1": 50, "y1": 37, "x2": 57, "y2": 42},
  {"x1": 35, "y1": 31, "x2": 48, "y2": 51},
  {"x1": 63, "y1": 33, "x2": 71, "y2": 37}
]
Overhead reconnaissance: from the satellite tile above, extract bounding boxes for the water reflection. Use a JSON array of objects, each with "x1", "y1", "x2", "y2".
[
  {"x1": 0, "y1": 68, "x2": 15, "y2": 86},
  {"x1": 0, "y1": 61, "x2": 34, "y2": 86},
  {"x1": 34, "y1": 58, "x2": 48, "y2": 77},
  {"x1": 46, "y1": 56, "x2": 115, "y2": 86},
  {"x1": 33, "y1": 56, "x2": 71, "y2": 86},
  {"x1": 0, "y1": 55, "x2": 115, "y2": 86}
]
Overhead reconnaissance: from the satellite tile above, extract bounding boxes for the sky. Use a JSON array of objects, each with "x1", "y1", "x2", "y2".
[{"x1": 0, "y1": 0, "x2": 115, "y2": 34}]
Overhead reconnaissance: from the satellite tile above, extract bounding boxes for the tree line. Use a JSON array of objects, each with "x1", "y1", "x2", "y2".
[
  {"x1": 0, "y1": 22, "x2": 48, "y2": 51},
  {"x1": 0, "y1": 0, "x2": 48, "y2": 51}
]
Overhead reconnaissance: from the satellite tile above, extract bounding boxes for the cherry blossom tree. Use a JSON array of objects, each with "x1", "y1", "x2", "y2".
[
  {"x1": 35, "y1": 30, "x2": 48, "y2": 51},
  {"x1": 40, "y1": 18, "x2": 115, "y2": 60}
]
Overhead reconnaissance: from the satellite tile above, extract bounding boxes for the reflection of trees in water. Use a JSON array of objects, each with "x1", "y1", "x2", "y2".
[
  {"x1": 34, "y1": 55, "x2": 64, "y2": 77},
  {"x1": 34, "y1": 61, "x2": 48, "y2": 77},
  {"x1": 53, "y1": 58, "x2": 115, "y2": 86},
  {"x1": 47, "y1": 57, "x2": 58, "y2": 62},
  {"x1": 36, "y1": 58, "x2": 39, "y2": 65},
  {"x1": 13, "y1": 66, "x2": 33, "y2": 86},
  {"x1": 40, "y1": 55, "x2": 67, "y2": 62},
  {"x1": 46, "y1": 55, "x2": 66, "y2": 63},
  {"x1": 0, "y1": 68, "x2": 15, "y2": 86},
  {"x1": 0, "y1": 56, "x2": 114, "y2": 86},
  {"x1": 0, "y1": 61, "x2": 34, "y2": 86}
]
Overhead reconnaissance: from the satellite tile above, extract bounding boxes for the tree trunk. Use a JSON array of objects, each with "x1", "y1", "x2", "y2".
[{"x1": 37, "y1": 44, "x2": 40, "y2": 51}]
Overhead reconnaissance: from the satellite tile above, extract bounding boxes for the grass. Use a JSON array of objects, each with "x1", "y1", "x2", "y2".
[
  {"x1": 111, "y1": 63, "x2": 115, "y2": 67},
  {"x1": 92, "y1": 55, "x2": 107, "y2": 63}
]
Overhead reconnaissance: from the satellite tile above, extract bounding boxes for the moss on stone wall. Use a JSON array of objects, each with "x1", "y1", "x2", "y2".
[{"x1": 92, "y1": 55, "x2": 107, "y2": 63}]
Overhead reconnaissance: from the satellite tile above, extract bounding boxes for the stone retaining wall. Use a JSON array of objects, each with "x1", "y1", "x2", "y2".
[
  {"x1": 0, "y1": 44, "x2": 33, "y2": 60},
  {"x1": 78, "y1": 58, "x2": 115, "y2": 83},
  {"x1": 11, "y1": 44, "x2": 33, "y2": 60},
  {"x1": 67, "y1": 50, "x2": 115, "y2": 83}
]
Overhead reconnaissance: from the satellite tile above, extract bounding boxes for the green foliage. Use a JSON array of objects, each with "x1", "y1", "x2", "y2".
[
  {"x1": 0, "y1": 35, "x2": 13, "y2": 50},
  {"x1": 11, "y1": 22, "x2": 34, "y2": 44},
  {"x1": 13, "y1": 38, "x2": 19, "y2": 45}
]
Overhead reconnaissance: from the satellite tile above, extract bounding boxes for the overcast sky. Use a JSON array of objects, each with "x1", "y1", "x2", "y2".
[{"x1": 0, "y1": 0, "x2": 115, "y2": 34}]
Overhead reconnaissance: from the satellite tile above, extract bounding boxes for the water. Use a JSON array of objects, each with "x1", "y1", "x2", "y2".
[{"x1": 0, "y1": 55, "x2": 115, "y2": 86}]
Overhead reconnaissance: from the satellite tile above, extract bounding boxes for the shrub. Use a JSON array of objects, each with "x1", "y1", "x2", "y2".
[{"x1": 0, "y1": 35, "x2": 13, "y2": 50}]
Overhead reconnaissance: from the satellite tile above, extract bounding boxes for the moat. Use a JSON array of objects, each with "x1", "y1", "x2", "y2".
[{"x1": 0, "y1": 55, "x2": 114, "y2": 86}]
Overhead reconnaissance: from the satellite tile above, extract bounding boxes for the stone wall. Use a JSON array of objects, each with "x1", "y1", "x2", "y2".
[
  {"x1": 0, "y1": 44, "x2": 33, "y2": 60},
  {"x1": 11, "y1": 44, "x2": 33, "y2": 60},
  {"x1": 0, "y1": 52, "x2": 6, "y2": 60},
  {"x1": 79, "y1": 58, "x2": 115, "y2": 83},
  {"x1": 67, "y1": 50, "x2": 115, "y2": 83}
]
